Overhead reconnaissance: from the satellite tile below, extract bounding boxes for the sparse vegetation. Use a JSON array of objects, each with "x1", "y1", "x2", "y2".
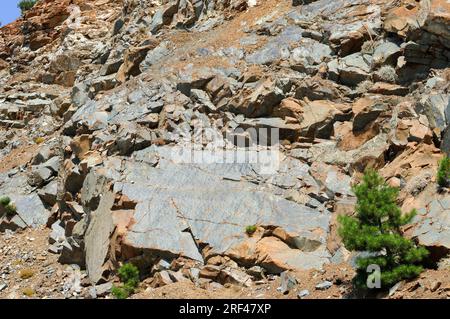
[
  {"x1": 18, "y1": 0, "x2": 38, "y2": 15},
  {"x1": 5, "y1": 203, "x2": 17, "y2": 216},
  {"x1": 111, "y1": 285, "x2": 133, "y2": 299},
  {"x1": 437, "y1": 156, "x2": 450, "y2": 188},
  {"x1": 34, "y1": 136, "x2": 45, "y2": 144},
  {"x1": 375, "y1": 65, "x2": 398, "y2": 83},
  {"x1": 19, "y1": 268, "x2": 35, "y2": 280},
  {"x1": 22, "y1": 287, "x2": 35, "y2": 297},
  {"x1": 111, "y1": 263, "x2": 140, "y2": 299},
  {"x1": 245, "y1": 225, "x2": 257, "y2": 235},
  {"x1": 0, "y1": 196, "x2": 16, "y2": 216},
  {"x1": 338, "y1": 170, "x2": 429, "y2": 289},
  {"x1": 361, "y1": 40, "x2": 375, "y2": 55},
  {"x1": 356, "y1": 80, "x2": 373, "y2": 94},
  {"x1": 0, "y1": 196, "x2": 10, "y2": 207}
]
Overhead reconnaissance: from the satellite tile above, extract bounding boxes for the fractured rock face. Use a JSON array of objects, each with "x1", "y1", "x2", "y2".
[
  {"x1": 0, "y1": 170, "x2": 50, "y2": 231},
  {"x1": 1, "y1": 0, "x2": 450, "y2": 293},
  {"x1": 84, "y1": 190, "x2": 115, "y2": 283},
  {"x1": 328, "y1": 53, "x2": 373, "y2": 86},
  {"x1": 413, "y1": 197, "x2": 450, "y2": 254},
  {"x1": 114, "y1": 153, "x2": 331, "y2": 271}
]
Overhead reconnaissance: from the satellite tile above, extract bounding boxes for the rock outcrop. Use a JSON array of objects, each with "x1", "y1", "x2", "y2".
[{"x1": 0, "y1": 0, "x2": 448, "y2": 290}]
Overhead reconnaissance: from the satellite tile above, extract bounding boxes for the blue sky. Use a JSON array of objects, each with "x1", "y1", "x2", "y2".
[{"x1": 0, "y1": 1, "x2": 21, "y2": 26}]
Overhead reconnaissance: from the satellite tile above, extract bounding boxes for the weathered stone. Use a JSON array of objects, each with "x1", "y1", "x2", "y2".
[
  {"x1": 245, "y1": 26, "x2": 303, "y2": 65},
  {"x1": 419, "y1": 94, "x2": 449, "y2": 132},
  {"x1": 298, "y1": 289, "x2": 310, "y2": 298},
  {"x1": 150, "y1": 3, "x2": 179, "y2": 34},
  {"x1": 84, "y1": 187, "x2": 115, "y2": 283},
  {"x1": 152, "y1": 270, "x2": 174, "y2": 287},
  {"x1": 368, "y1": 82, "x2": 408, "y2": 96},
  {"x1": 352, "y1": 97, "x2": 387, "y2": 132},
  {"x1": 228, "y1": 77, "x2": 285, "y2": 117},
  {"x1": 27, "y1": 166, "x2": 53, "y2": 187},
  {"x1": 255, "y1": 236, "x2": 330, "y2": 273},
  {"x1": 309, "y1": 133, "x2": 388, "y2": 171},
  {"x1": 298, "y1": 100, "x2": 350, "y2": 138},
  {"x1": 413, "y1": 197, "x2": 450, "y2": 252},
  {"x1": 310, "y1": 162, "x2": 353, "y2": 198},
  {"x1": 277, "y1": 271, "x2": 297, "y2": 294},
  {"x1": 89, "y1": 282, "x2": 113, "y2": 298},
  {"x1": 372, "y1": 41, "x2": 401, "y2": 66},
  {"x1": 116, "y1": 41, "x2": 158, "y2": 82},
  {"x1": 108, "y1": 151, "x2": 331, "y2": 270},
  {"x1": 290, "y1": 38, "x2": 332, "y2": 73},
  {"x1": 8, "y1": 193, "x2": 49, "y2": 228},
  {"x1": 49, "y1": 221, "x2": 66, "y2": 245},
  {"x1": 329, "y1": 53, "x2": 373, "y2": 86},
  {"x1": 38, "y1": 180, "x2": 58, "y2": 206},
  {"x1": 315, "y1": 280, "x2": 333, "y2": 290}
]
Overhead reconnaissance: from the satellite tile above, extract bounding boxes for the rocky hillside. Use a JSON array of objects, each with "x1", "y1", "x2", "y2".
[{"x1": 0, "y1": 0, "x2": 449, "y2": 299}]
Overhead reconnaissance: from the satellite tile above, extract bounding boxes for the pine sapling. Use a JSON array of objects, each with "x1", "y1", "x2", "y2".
[
  {"x1": 338, "y1": 170, "x2": 428, "y2": 289},
  {"x1": 112, "y1": 263, "x2": 140, "y2": 299}
]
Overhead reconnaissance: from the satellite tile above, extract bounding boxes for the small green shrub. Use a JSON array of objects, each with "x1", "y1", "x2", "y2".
[
  {"x1": 338, "y1": 170, "x2": 428, "y2": 289},
  {"x1": 245, "y1": 225, "x2": 257, "y2": 235},
  {"x1": 5, "y1": 203, "x2": 17, "y2": 216},
  {"x1": 18, "y1": 0, "x2": 38, "y2": 14},
  {"x1": 0, "y1": 197, "x2": 16, "y2": 216},
  {"x1": 117, "y1": 263, "x2": 140, "y2": 287},
  {"x1": 437, "y1": 156, "x2": 450, "y2": 188},
  {"x1": 111, "y1": 263, "x2": 140, "y2": 299},
  {"x1": 111, "y1": 284, "x2": 133, "y2": 299},
  {"x1": 0, "y1": 196, "x2": 11, "y2": 207}
]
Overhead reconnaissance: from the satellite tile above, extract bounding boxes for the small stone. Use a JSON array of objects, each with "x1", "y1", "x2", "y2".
[
  {"x1": 168, "y1": 270, "x2": 190, "y2": 283},
  {"x1": 389, "y1": 281, "x2": 404, "y2": 296},
  {"x1": 315, "y1": 280, "x2": 333, "y2": 290},
  {"x1": 277, "y1": 271, "x2": 297, "y2": 294},
  {"x1": 0, "y1": 282, "x2": 7, "y2": 292},
  {"x1": 94, "y1": 282, "x2": 113, "y2": 297},
  {"x1": 153, "y1": 259, "x2": 171, "y2": 272},
  {"x1": 152, "y1": 270, "x2": 173, "y2": 287},
  {"x1": 189, "y1": 268, "x2": 200, "y2": 282},
  {"x1": 407, "y1": 282, "x2": 420, "y2": 292},
  {"x1": 297, "y1": 289, "x2": 310, "y2": 298},
  {"x1": 246, "y1": 266, "x2": 265, "y2": 279},
  {"x1": 430, "y1": 281, "x2": 441, "y2": 292},
  {"x1": 199, "y1": 265, "x2": 221, "y2": 280},
  {"x1": 48, "y1": 244, "x2": 61, "y2": 254}
]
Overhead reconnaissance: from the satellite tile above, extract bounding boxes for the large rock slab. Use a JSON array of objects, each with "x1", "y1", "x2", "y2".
[
  {"x1": 11, "y1": 194, "x2": 49, "y2": 228},
  {"x1": 84, "y1": 188, "x2": 115, "y2": 283},
  {"x1": 413, "y1": 197, "x2": 450, "y2": 252},
  {"x1": 245, "y1": 26, "x2": 303, "y2": 65},
  {"x1": 108, "y1": 147, "x2": 331, "y2": 271},
  {"x1": 0, "y1": 172, "x2": 49, "y2": 230}
]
